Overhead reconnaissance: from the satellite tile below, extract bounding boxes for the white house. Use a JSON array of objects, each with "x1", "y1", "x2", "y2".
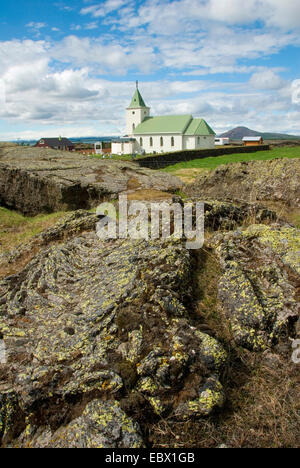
[{"x1": 112, "y1": 83, "x2": 216, "y2": 155}]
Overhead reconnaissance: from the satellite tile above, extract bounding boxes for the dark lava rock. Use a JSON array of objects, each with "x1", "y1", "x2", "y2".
[
  {"x1": 213, "y1": 224, "x2": 300, "y2": 350},
  {"x1": 185, "y1": 158, "x2": 300, "y2": 208},
  {"x1": 0, "y1": 214, "x2": 227, "y2": 448},
  {"x1": 0, "y1": 147, "x2": 182, "y2": 215}
]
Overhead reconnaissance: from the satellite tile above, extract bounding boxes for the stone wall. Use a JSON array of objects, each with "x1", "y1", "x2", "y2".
[{"x1": 135, "y1": 145, "x2": 270, "y2": 169}]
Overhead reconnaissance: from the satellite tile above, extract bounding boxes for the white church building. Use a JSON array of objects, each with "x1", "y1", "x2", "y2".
[{"x1": 111, "y1": 83, "x2": 216, "y2": 155}]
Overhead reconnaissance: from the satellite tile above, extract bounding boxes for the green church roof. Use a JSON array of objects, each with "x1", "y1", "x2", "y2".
[
  {"x1": 134, "y1": 115, "x2": 192, "y2": 134},
  {"x1": 134, "y1": 115, "x2": 215, "y2": 136},
  {"x1": 128, "y1": 88, "x2": 147, "y2": 109}
]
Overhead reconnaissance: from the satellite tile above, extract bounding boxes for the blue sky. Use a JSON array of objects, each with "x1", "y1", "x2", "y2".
[{"x1": 0, "y1": 0, "x2": 300, "y2": 139}]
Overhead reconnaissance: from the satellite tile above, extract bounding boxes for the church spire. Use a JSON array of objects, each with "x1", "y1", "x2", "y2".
[{"x1": 128, "y1": 82, "x2": 147, "y2": 109}]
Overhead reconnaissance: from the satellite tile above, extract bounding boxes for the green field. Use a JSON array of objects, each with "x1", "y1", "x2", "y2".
[{"x1": 163, "y1": 146, "x2": 300, "y2": 173}]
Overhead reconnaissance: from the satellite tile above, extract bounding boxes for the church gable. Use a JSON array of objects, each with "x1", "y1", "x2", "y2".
[{"x1": 184, "y1": 118, "x2": 216, "y2": 136}]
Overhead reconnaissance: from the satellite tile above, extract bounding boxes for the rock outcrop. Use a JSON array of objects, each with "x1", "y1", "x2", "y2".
[
  {"x1": 213, "y1": 224, "x2": 300, "y2": 350},
  {"x1": 0, "y1": 147, "x2": 182, "y2": 215},
  {"x1": 185, "y1": 158, "x2": 300, "y2": 208},
  {"x1": 0, "y1": 212, "x2": 227, "y2": 448},
  {"x1": 0, "y1": 197, "x2": 298, "y2": 447}
]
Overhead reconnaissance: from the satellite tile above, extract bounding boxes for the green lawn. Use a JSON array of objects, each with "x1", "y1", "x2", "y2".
[{"x1": 163, "y1": 146, "x2": 300, "y2": 172}]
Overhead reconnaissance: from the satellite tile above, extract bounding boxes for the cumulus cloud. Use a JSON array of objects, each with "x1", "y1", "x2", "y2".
[
  {"x1": 249, "y1": 70, "x2": 286, "y2": 90},
  {"x1": 112, "y1": 0, "x2": 300, "y2": 32},
  {"x1": 0, "y1": 78, "x2": 5, "y2": 105},
  {"x1": 50, "y1": 35, "x2": 157, "y2": 74},
  {"x1": 0, "y1": 0, "x2": 300, "y2": 138},
  {"x1": 292, "y1": 80, "x2": 300, "y2": 105}
]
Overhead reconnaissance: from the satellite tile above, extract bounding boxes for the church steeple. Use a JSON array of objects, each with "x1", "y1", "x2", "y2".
[
  {"x1": 128, "y1": 81, "x2": 147, "y2": 109},
  {"x1": 126, "y1": 82, "x2": 150, "y2": 136}
]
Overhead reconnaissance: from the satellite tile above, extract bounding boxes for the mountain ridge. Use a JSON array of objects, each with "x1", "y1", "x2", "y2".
[{"x1": 219, "y1": 126, "x2": 300, "y2": 140}]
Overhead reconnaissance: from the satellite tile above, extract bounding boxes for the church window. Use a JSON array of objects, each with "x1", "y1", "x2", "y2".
[
  {"x1": 132, "y1": 111, "x2": 135, "y2": 115},
  {"x1": 171, "y1": 137, "x2": 174, "y2": 147},
  {"x1": 150, "y1": 137, "x2": 153, "y2": 147},
  {"x1": 133, "y1": 123, "x2": 135, "y2": 132},
  {"x1": 160, "y1": 137, "x2": 163, "y2": 147},
  {"x1": 140, "y1": 138, "x2": 143, "y2": 147}
]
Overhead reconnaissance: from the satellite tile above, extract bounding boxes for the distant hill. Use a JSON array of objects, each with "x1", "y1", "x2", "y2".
[{"x1": 219, "y1": 126, "x2": 300, "y2": 140}]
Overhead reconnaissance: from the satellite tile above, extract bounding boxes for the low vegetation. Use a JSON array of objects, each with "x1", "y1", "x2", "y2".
[{"x1": 0, "y1": 207, "x2": 67, "y2": 254}]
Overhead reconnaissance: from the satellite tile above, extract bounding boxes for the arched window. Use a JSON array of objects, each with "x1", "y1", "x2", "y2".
[
  {"x1": 132, "y1": 123, "x2": 135, "y2": 132},
  {"x1": 198, "y1": 137, "x2": 200, "y2": 144},
  {"x1": 171, "y1": 137, "x2": 174, "y2": 147},
  {"x1": 140, "y1": 137, "x2": 143, "y2": 147},
  {"x1": 160, "y1": 137, "x2": 163, "y2": 147},
  {"x1": 150, "y1": 137, "x2": 153, "y2": 147}
]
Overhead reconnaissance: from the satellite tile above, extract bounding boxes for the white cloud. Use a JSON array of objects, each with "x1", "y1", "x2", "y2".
[
  {"x1": 50, "y1": 35, "x2": 157, "y2": 74},
  {"x1": 119, "y1": 0, "x2": 300, "y2": 31},
  {"x1": 85, "y1": 22, "x2": 99, "y2": 30},
  {"x1": 0, "y1": 78, "x2": 5, "y2": 105},
  {"x1": 249, "y1": 70, "x2": 286, "y2": 90},
  {"x1": 26, "y1": 22, "x2": 46, "y2": 29},
  {"x1": 1, "y1": 1, "x2": 300, "y2": 139},
  {"x1": 292, "y1": 80, "x2": 300, "y2": 105},
  {"x1": 80, "y1": 0, "x2": 131, "y2": 18}
]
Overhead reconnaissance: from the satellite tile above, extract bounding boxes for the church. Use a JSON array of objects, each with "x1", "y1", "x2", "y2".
[{"x1": 111, "y1": 83, "x2": 216, "y2": 155}]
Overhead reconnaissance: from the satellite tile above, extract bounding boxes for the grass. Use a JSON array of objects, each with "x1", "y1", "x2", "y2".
[
  {"x1": 150, "y1": 352, "x2": 300, "y2": 448},
  {"x1": 260, "y1": 201, "x2": 300, "y2": 228},
  {"x1": 0, "y1": 207, "x2": 67, "y2": 254},
  {"x1": 163, "y1": 146, "x2": 300, "y2": 174}
]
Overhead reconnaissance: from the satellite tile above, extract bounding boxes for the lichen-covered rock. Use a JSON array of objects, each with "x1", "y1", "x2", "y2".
[
  {"x1": 0, "y1": 147, "x2": 182, "y2": 215},
  {"x1": 0, "y1": 392, "x2": 23, "y2": 444},
  {"x1": 175, "y1": 376, "x2": 225, "y2": 418},
  {"x1": 214, "y1": 224, "x2": 300, "y2": 350},
  {"x1": 0, "y1": 210, "x2": 99, "y2": 277},
  {"x1": 0, "y1": 216, "x2": 227, "y2": 447},
  {"x1": 14, "y1": 400, "x2": 144, "y2": 448},
  {"x1": 196, "y1": 199, "x2": 278, "y2": 231},
  {"x1": 185, "y1": 158, "x2": 300, "y2": 208}
]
